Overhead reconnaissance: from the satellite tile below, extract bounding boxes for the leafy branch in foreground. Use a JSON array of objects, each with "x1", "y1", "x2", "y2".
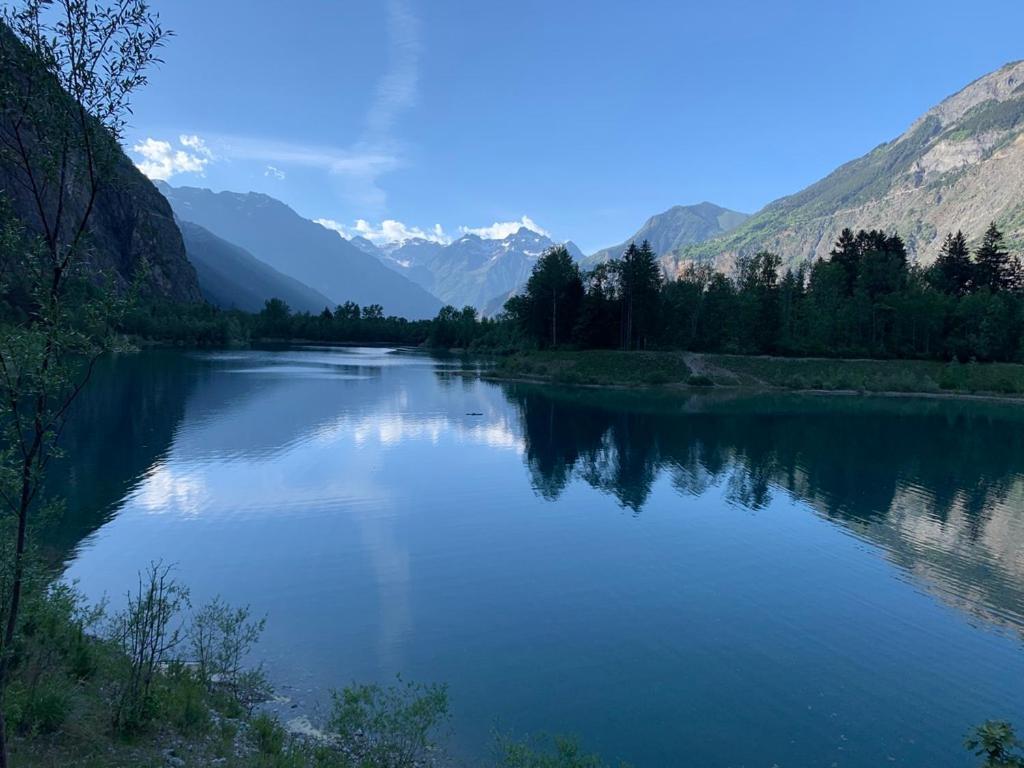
[{"x1": 0, "y1": 2, "x2": 169, "y2": 765}]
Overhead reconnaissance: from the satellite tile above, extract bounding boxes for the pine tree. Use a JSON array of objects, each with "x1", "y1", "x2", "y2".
[
  {"x1": 829, "y1": 228, "x2": 860, "y2": 296},
  {"x1": 973, "y1": 222, "x2": 1012, "y2": 293},
  {"x1": 931, "y1": 231, "x2": 973, "y2": 296},
  {"x1": 617, "y1": 240, "x2": 662, "y2": 350},
  {"x1": 521, "y1": 246, "x2": 584, "y2": 347}
]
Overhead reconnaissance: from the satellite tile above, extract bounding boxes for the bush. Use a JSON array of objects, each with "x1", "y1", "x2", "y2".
[
  {"x1": 329, "y1": 677, "x2": 450, "y2": 768},
  {"x1": 252, "y1": 712, "x2": 287, "y2": 757},
  {"x1": 106, "y1": 562, "x2": 191, "y2": 733},
  {"x1": 686, "y1": 374, "x2": 714, "y2": 387},
  {"x1": 188, "y1": 596, "x2": 270, "y2": 714},
  {"x1": 495, "y1": 734, "x2": 631, "y2": 768},
  {"x1": 7, "y1": 678, "x2": 71, "y2": 736},
  {"x1": 162, "y1": 663, "x2": 211, "y2": 736}
]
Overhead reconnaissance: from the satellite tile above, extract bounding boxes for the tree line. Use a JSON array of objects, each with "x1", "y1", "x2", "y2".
[{"x1": 505, "y1": 223, "x2": 1024, "y2": 362}]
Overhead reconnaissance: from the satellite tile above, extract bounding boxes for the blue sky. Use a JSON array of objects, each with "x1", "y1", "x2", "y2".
[{"x1": 128, "y1": 0, "x2": 1024, "y2": 253}]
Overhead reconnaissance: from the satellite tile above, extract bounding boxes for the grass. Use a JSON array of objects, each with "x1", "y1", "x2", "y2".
[
  {"x1": 707, "y1": 354, "x2": 1024, "y2": 396},
  {"x1": 493, "y1": 350, "x2": 690, "y2": 387},
  {"x1": 488, "y1": 349, "x2": 1024, "y2": 397}
]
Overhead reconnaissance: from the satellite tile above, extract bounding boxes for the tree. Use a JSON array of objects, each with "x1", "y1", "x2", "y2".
[
  {"x1": 617, "y1": 240, "x2": 661, "y2": 350},
  {"x1": 931, "y1": 231, "x2": 974, "y2": 297},
  {"x1": 830, "y1": 228, "x2": 860, "y2": 296},
  {"x1": 735, "y1": 251, "x2": 782, "y2": 353},
  {"x1": 518, "y1": 246, "x2": 583, "y2": 347},
  {"x1": 0, "y1": 3, "x2": 168, "y2": 764},
  {"x1": 973, "y1": 222, "x2": 1015, "y2": 293}
]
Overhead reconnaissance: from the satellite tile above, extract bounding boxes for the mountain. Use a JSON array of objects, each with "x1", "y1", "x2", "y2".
[
  {"x1": 584, "y1": 202, "x2": 749, "y2": 268},
  {"x1": 178, "y1": 220, "x2": 333, "y2": 313},
  {"x1": 0, "y1": 25, "x2": 200, "y2": 302},
  {"x1": 356, "y1": 228, "x2": 584, "y2": 311},
  {"x1": 672, "y1": 60, "x2": 1024, "y2": 273},
  {"x1": 158, "y1": 185, "x2": 442, "y2": 319}
]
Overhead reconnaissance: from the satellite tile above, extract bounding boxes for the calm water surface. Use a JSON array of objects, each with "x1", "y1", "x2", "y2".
[{"x1": 55, "y1": 347, "x2": 1024, "y2": 767}]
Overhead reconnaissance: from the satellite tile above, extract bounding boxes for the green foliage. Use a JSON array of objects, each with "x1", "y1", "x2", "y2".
[
  {"x1": 506, "y1": 246, "x2": 585, "y2": 348},
  {"x1": 106, "y1": 562, "x2": 191, "y2": 733},
  {"x1": 495, "y1": 734, "x2": 631, "y2": 768},
  {"x1": 252, "y1": 712, "x2": 288, "y2": 758},
  {"x1": 966, "y1": 721, "x2": 1024, "y2": 767},
  {"x1": 328, "y1": 677, "x2": 450, "y2": 768},
  {"x1": 188, "y1": 596, "x2": 269, "y2": 714},
  {"x1": 497, "y1": 350, "x2": 690, "y2": 387}
]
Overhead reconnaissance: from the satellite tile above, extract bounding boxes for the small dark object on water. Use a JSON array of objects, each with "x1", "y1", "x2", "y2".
[{"x1": 466, "y1": 412, "x2": 483, "y2": 416}]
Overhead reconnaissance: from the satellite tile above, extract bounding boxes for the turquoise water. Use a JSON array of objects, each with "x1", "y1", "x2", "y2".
[{"x1": 57, "y1": 347, "x2": 1024, "y2": 766}]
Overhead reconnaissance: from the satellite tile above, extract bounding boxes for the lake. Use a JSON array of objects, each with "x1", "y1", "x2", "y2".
[{"x1": 54, "y1": 346, "x2": 1024, "y2": 767}]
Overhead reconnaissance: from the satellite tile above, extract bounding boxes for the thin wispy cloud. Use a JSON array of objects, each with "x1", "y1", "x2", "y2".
[
  {"x1": 131, "y1": 0, "x2": 422, "y2": 213},
  {"x1": 365, "y1": 0, "x2": 420, "y2": 140}
]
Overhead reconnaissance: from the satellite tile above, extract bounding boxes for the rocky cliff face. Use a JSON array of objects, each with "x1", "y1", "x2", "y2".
[
  {"x1": 0, "y1": 24, "x2": 201, "y2": 303},
  {"x1": 673, "y1": 61, "x2": 1024, "y2": 273}
]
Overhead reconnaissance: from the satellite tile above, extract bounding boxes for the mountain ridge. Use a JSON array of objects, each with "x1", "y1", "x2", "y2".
[
  {"x1": 584, "y1": 202, "x2": 749, "y2": 268},
  {"x1": 671, "y1": 60, "x2": 1024, "y2": 273},
  {"x1": 178, "y1": 220, "x2": 334, "y2": 313},
  {"x1": 158, "y1": 184, "x2": 442, "y2": 319}
]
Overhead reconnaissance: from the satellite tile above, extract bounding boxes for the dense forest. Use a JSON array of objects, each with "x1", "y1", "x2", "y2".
[
  {"x1": 505, "y1": 223, "x2": 1024, "y2": 362},
  {"x1": 126, "y1": 222, "x2": 1024, "y2": 365}
]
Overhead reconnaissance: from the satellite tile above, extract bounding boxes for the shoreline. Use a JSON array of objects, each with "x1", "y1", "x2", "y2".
[{"x1": 472, "y1": 350, "x2": 1024, "y2": 404}]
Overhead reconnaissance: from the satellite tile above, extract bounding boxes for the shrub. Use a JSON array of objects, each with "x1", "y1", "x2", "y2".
[
  {"x1": 106, "y1": 562, "x2": 191, "y2": 733},
  {"x1": 251, "y1": 712, "x2": 287, "y2": 757},
  {"x1": 162, "y1": 663, "x2": 211, "y2": 736},
  {"x1": 687, "y1": 374, "x2": 714, "y2": 387},
  {"x1": 495, "y1": 734, "x2": 631, "y2": 768},
  {"x1": 188, "y1": 596, "x2": 269, "y2": 714},
  {"x1": 329, "y1": 677, "x2": 450, "y2": 768},
  {"x1": 7, "y1": 678, "x2": 71, "y2": 736}
]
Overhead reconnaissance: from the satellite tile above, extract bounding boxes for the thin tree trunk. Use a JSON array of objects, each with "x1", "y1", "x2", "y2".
[
  {"x1": 552, "y1": 293, "x2": 557, "y2": 347},
  {"x1": 0, "y1": 707, "x2": 8, "y2": 768}
]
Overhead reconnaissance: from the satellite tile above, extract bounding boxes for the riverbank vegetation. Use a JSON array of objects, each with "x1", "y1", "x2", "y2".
[
  {"x1": 504, "y1": 225, "x2": 1024, "y2": 363},
  {"x1": 492, "y1": 349, "x2": 1024, "y2": 396}
]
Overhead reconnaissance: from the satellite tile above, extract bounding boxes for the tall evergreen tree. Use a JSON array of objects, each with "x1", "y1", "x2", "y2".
[
  {"x1": 830, "y1": 228, "x2": 860, "y2": 296},
  {"x1": 973, "y1": 222, "x2": 1013, "y2": 293},
  {"x1": 517, "y1": 245, "x2": 584, "y2": 347},
  {"x1": 931, "y1": 231, "x2": 974, "y2": 297},
  {"x1": 617, "y1": 240, "x2": 662, "y2": 350}
]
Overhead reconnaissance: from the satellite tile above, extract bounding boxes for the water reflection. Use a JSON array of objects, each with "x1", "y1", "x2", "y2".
[
  {"x1": 52, "y1": 347, "x2": 1024, "y2": 767},
  {"x1": 505, "y1": 384, "x2": 1024, "y2": 634}
]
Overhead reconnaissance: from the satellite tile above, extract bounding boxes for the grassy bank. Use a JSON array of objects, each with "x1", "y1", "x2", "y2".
[
  {"x1": 492, "y1": 350, "x2": 693, "y2": 387},
  {"x1": 703, "y1": 354, "x2": 1024, "y2": 396},
  {"x1": 488, "y1": 350, "x2": 1024, "y2": 397}
]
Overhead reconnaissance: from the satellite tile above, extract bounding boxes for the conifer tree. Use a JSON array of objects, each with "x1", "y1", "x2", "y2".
[
  {"x1": 973, "y1": 222, "x2": 1013, "y2": 293},
  {"x1": 931, "y1": 231, "x2": 973, "y2": 296}
]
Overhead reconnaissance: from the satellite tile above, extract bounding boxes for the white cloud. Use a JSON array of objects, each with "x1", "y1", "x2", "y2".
[
  {"x1": 315, "y1": 218, "x2": 449, "y2": 247},
  {"x1": 264, "y1": 165, "x2": 286, "y2": 180},
  {"x1": 459, "y1": 216, "x2": 550, "y2": 240},
  {"x1": 179, "y1": 134, "x2": 213, "y2": 157},
  {"x1": 132, "y1": 136, "x2": 211, "y2": 181}
]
